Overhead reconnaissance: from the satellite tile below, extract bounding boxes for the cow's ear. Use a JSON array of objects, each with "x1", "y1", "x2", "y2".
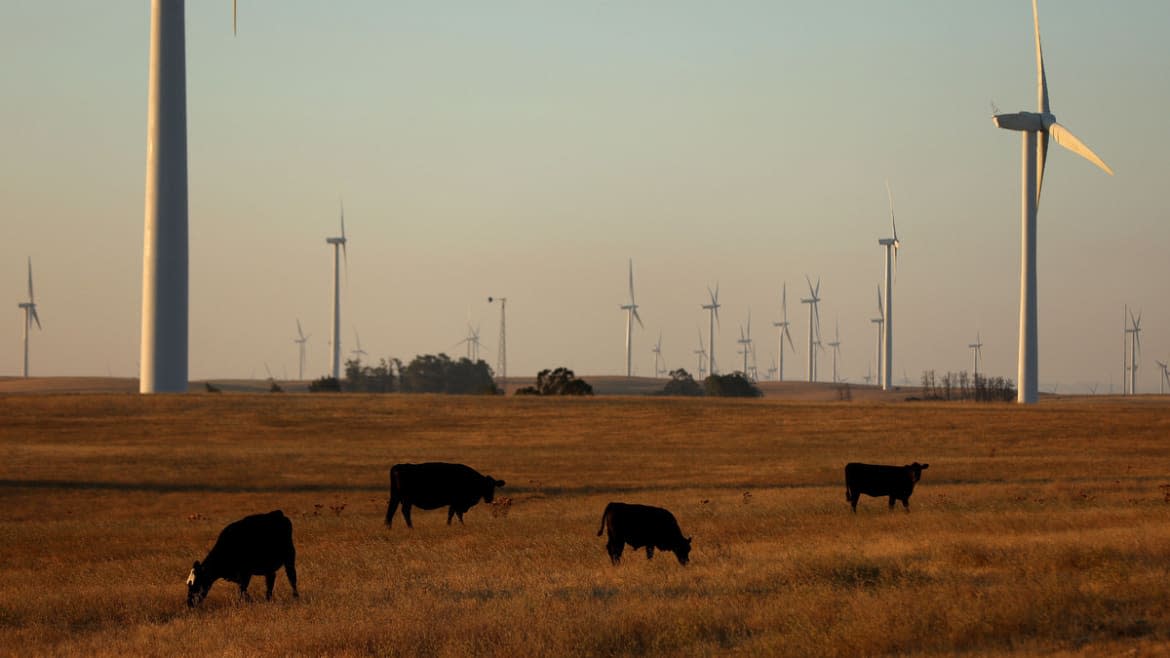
[
  {"x1": 495, "y1": 479, "x2": 506, "y2": 487},
  {"x1": 192, "y1": 560, "x2": 201, "y2": 574},
  {"x1": 920, "y1": 463, "x2": 929, "y2": 470},
  {"x1": 686, "y1": 536, "x2": 693, "y2": 545}
]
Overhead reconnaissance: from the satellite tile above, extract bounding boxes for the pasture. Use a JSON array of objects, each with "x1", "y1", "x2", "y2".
[{"x1": 1, "y1": 393, "x2": 1169, "y2": 656}]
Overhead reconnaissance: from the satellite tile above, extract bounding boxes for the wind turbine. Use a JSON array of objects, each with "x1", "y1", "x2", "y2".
[
  {"x1": 651, "y1": 332, "x2": 665, "y2": 378},
  {"x1": 969, "y1": 332, "x2": 984, "y2": 379},
  {"x1": 800, "y1": 276, "x2": 821, "y2": 383},
  {"x1": 871, "y1": 286, "x2": 884, "y2": 388},
  {"x1": 488, "y1": 296, "x2": 507, "y2": 387},
  {"x1": 139, "y1": 1, "x2": 239, "y2": 393},
  {"x1": 693, "y1": 329, "x2": 708, "y2": 380},
  {"x1": 767, "y1": 355, "x2": 778, "y2": 381},
  {"x1": 17, "y1": 258, "x2": 42, "y2": 378},
  {"x1": 736, "y1": 311, "x2": 754, "y2": 379},
  {"x1": 827, "y1": 319, "x2": 842, "y2": 384},
  {"x1": 619, "y1": 259, "x2": 643, "y2": 377},
  {"x1": 350, "y1": 328, "x2": 368, "y2": 363},
  {"x1": 293, "y1": 319, "x2": 310, "y2": 381},
  {"x1": 1127, "y1": 309, "x2": 1141, "y2": 395},
  {"x1": 863, "y1": 364, "x2": 873, "y2": 386},
  {"x1": 1155, "y1": 358, "x2": 1169, "y2": 395},
  {"x1": 456, "y1": 322, "x2": 482, "y2": 361},
  {"x1": 772, "y1": 283, "x2": 795, "y2": 381},
  {"x1": 993, "y1": 0, "x2": 1114, "y2": 403},
  {"x1": 325, "y1": 202, "x2": 349, "y2": 379},
  {"x1": 701, "y1": 285, "x2": 721, "y2": 376},
  {"x1": 877, "y1": 181, "x2": 900, "y2": 391}
]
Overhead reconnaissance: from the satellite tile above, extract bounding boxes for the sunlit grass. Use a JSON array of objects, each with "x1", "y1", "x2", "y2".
[{"x1": 1, "y1": 394, "x2": 1169, "y2": 655}]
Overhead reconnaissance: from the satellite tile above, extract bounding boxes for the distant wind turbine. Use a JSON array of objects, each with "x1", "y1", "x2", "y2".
[
  {"x1": 693, "y1": 328, "x2": 708, "y2": 380},
  {"x1": 350, "y1": 327, "x2": 368, "y2": 363},
  {"x1": 871, "y1": 286, "x2": 884, "y2": 388},
  {"x1": 456, "y1": 322, "x2": 482, "y2": 361},
  {"x1": 488, "y1": 296, "x2": 507, "y2": 386},
  {"x1": 701, "y1": 285, "x2": 721, "y2": 376},
  {"x1": 878, "y1": 181, "x2": 900, "y2": 391},
  {"x1": 800, "y1": 276, "x2": 822, "y2": 383},
  {"x1": 1155, "y1": 358, "x2": 1169, "y2": 395},
  {"x1": 993, "y1": 0, "x2": 1114, "y2": 403},
  {"x1": 1126, "y1": 309, "x2": 1141, "y2": 395},
  {"x1": 619, "y1": 259, "x2": 643, "y2": 378},
  {"x1": 736, "y1": 310, "x2": 754, "y2": 379},
  {"x1": 969, "y1": 332, "x2": 984, "y2": 379},
  {"x1": 141, "y1": 2, "x2": 238, "y2": 392},
  {"x1": 772, "y1": 283, "x2": 795, "y2": 382},
  {"x1": 325, "y1": 202, "x2": 348, "y2": 379},
  {"x1": 293, "y1": 319, "x2": 310, "y2": 381},
  {"x1": 651, "y1": 332, "x2": 665, "y2": 378},
  {"x1": 17, "y1": 258, "x2": 42, "y2": 378},
  {"x1": 827, "y1": 319, "x2": 842, "y2": 384}
]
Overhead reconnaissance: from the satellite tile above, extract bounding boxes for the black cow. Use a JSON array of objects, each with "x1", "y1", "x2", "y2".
[
  {"x1": 596, "y1": 502, "x2": 692, "y2": 566},
  {"x1": 384, "y1": 462, "x2": 505, "y2": 528},
  {"x1": 186, "y1": 510, "x2": 299, "y2": 607},
  {"x1": 845, "y1": 462, "x2": 929, "y2": 512}
]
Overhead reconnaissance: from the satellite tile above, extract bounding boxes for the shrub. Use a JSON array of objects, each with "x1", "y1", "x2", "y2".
[
  {"x1": 703, "y1": 372, "x2": 762, "y2": 398},
  {"x1": 515, "y1": 368, "x2": 593, "y2": 396},
  {"x1": 659, "y1": 369, "x2": 704, "y2": 396}
]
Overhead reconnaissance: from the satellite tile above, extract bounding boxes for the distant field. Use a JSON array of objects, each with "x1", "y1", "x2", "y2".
[{"x1": 2, "y1": 394, "x2": 1169, "y2": 656}]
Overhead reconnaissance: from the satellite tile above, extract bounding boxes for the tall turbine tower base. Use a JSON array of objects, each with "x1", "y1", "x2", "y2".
[{"x1": 1018, "y1": 131, "x2": 1039, "y2": 404}]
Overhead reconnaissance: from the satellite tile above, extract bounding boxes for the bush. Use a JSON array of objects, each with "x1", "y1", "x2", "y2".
[
  {"x1": 704, "y1": 372, "x2": 762, "y2": 398},
  {"x1": 515, "y1": 368, "x2": 593, "y2": 396},
  {"x1": 659, "y1": 369, "x2": 704, "y2": 396},
  {"x1": 309, "y1": 376, "x2": 342, "y2": 393},
  {"x1": 399, "y1": 354, "x2": 498, "y2": 395}
]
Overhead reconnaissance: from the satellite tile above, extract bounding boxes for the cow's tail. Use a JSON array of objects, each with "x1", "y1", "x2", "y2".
[{"x1": 596, "y1": 504, "x2": 612, "y2": 537}]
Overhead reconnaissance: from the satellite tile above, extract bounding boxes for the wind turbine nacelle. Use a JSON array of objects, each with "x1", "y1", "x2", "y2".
[
  {"x1": 993, "y1": 111, "x2": 1052, "y2": 132},
  {"x1": 326, "y1": 237, "x2": 345, "y2": 245}
]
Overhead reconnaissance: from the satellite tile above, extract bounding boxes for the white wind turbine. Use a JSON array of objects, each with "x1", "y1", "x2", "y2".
[
  {"x1": 350, "y1": 328, "x2": 368, "y2": 363},
  {"x1": 293, "y1": 319, "x2": 310, "y2": 381},
  {"x1": 140, "y1": 1, "x2": 238, "y2": 394},
  {"x1": 827, "y1": 319, "x2": 842, "y2": 384},
  {"x1": 772, "y1": 283, "x2": 795, "y2": 382},
  {"x1": 693, "y1": 329, "x2": 708, "y2": 380},
  {"x1": 969, "y1": 332, "x2": 984, "y2": 379},
  {"x1": 877, "y1": 181, "x2": 899, "y2": 391},
  {"x1": 800, "y1": 276, "x2": 822, "y2": 383},
  {"x1": 701, "y1": 285, "x2": 721, "y2": 376},
  {"x1": 993, "y1": 0, "x2": 1114, "y2": 404},
  {"x1": 619, "y1": 259, "x2": 643, "y2": 377},
  {"x1": 651, "y1": 332, "x2": 666, "y2": 378},
  {"x1": 456, "y1": 322, "x2": 482, "y2": 362},
  {"x1": 1126, "y1": 309, "x2": 1141, "y2": 395},
  {"x1": 736, "y1": 311, "x2": 754, "y2": 379},
  {"x1": 325, "y1": 202, "x2": 348, "y2": 379},
  {"x1": 871, "y1": 286, "x2": 884, "y2": 387},
  {"x1": 17, "y1": 258, "x2": 42, "y2": 378},
  {"x1": 1155, "y1": 358, "x2": 1169, "y2": 395}
]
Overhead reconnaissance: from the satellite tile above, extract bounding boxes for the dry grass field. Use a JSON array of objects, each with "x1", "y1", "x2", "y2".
[{"x1": 2, "y1": 393, "x2": 1169, "y2": 657}]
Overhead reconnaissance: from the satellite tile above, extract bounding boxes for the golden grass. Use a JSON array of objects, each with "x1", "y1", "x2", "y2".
[{"x1": 2, "y1": 394, "x2": 1170, "y2": 656}]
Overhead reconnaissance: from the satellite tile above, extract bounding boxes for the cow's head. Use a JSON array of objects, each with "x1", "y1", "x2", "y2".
[
  {"x1": 906, "y1": 462, "x2": 929, "y2": 483},
  {"x1": 186, "y1": 560, "x2": 212, "y2": 607},
  {"x1": 482, "y1": 475, "x2": 506, "y2": 503},
  {"x1": 674, "y1": 536, "x2": 693, "y2": 565}
]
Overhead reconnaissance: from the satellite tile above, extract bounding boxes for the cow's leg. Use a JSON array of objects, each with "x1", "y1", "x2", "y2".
[
  {"x1": 238, "y1": 576, "x2": 252, "y2": 602},
  {"x1": 447, "y1": 506, "x2": 455, "y2": 525},
  {"x1": 645, "y1": 546, "x2": 654, "y2": 560},
  {"x1": 385, "y1": 494, "x2": 401, "y2": 527},
  {"x1": 901, "y1": 497, "x2": 911, "y2": 513},
  {"x1": 265, "y1": 572, "x2": 276, "y2": 600},
  {"x1": 888, "y1": 496, "x2": 897, "y2": 511},
  {"x1": 607, "y1": 539, "x2": 624, "y2": 565},
  {"x1": 402, "y1": 503, "x2": 414, "y2": 528},
  {"x1": 455, "y1": 508, "x2": 465, "y2": 525},
  {"x1": 850, "y1": 494, "x2": 860, "y2": 513},
  {"x1": 286, "y1": 555, "x2": 299, "y2": 599}
]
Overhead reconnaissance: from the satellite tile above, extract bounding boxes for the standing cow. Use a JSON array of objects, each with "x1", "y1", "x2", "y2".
[
  {"x1": 597, "y1": 502, "x2": 692, "y2": 565},
  {"x1": 385, "y1": 462, "x2": 505, "y2": 528},
  {"x1": 186, "y1": 510, "x2": 299, "y2": 607},
  {"x1": 845, "y1": 462, "x2": 929, "y2": 512}
]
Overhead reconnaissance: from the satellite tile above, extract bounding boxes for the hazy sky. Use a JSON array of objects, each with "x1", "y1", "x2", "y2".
[{"x1": 3, "y1": 1, "x2": 1168, "y2": 392}]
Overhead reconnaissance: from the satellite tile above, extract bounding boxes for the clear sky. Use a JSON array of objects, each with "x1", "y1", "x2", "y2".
[{"x1": 2, "y1": 1, "x2": 1168, "y2": 392}]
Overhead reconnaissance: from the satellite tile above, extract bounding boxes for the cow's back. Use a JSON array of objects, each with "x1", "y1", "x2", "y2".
[
  {"x1": 210, "y1": 510, "x2": 293, "y2": 572},
  {"x1": 391, "y1": 462, "x2": 483, "y2": 509},
  {"x1": 845, "y1": 463, "x2": 912, "y2": 496},
  {"x1": 605, "y1": 502, "x2": 683, "y2": 547}
]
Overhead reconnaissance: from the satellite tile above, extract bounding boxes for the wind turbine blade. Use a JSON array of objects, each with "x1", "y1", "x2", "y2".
[
  {"x1": 815, "y1": 277, "x2": 821, "y2": 298},
  {"x1": 1033, "y1": 0, "x2": 1049, "y2": 114},
  {"x1": 804, "y1": 274, "x2": 813, "y2": 295},
  {"x1": 1049, "y1": 123, "x2": 1114, "y2": 176},
  {"x1": 633, "y1": 308, "x2": 644, "y2": 329},
  {"x1": 296, "y1": 318, "x2": 305, "y2": 340},
  {"x1": 886, "y1": 179, "x2": 898, "y2": 242},
  {"x1": 233, "y1": 0, "x2": 238, "y2": 35},
  {"x1": 31, "y1": 307, "x2": 42, "y2": 330},
  {"x1": 784, "y1": 325, "x2": 795, "y2": 351},
  {"x1": 781, "y1": 282, "x2": 788, "y2": 321},
  {"x1": 628, "y1": 259, "x2": 635, "y2": 303}
]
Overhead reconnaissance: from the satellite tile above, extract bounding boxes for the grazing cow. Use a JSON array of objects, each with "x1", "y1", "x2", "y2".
[
  {"x1": 845, "y1": 462, "x2": 930, "y2": 513},
  {"x1": 384, "y1": 462, "x2": 505, "y2": 529},
  {"x1": 186, "y1": 510, "x2": 298, "y2": 607},
  {"x1": 596, "y1": 502, "x2": 692, "y2": 566}
]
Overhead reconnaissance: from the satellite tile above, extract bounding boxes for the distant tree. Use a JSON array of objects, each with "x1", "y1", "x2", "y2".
[
  {"x1": 398, "y1": 353, "x2": 497, "y2": 395},
  {"x1": 268, "y1": 379, "x2": 284, "y2": 393},
  {"x1": 515, "y1": 368, "x2": 593, "y2": 396},
  {"x1": 346, "y1": 358, "x2": 398, "y2": 393},
  {"x1": 703, "y1": 372, "x2": 762, "y2": 398},
  {"x1": 309, "y1": 376, "x2": 342, "y2": 393},
  {"x1": 204, "y1": 382, "x2": 222, "y2": 394},
  {"x1": 659, "y1": 369, "x2": 704, "y2": 397}
]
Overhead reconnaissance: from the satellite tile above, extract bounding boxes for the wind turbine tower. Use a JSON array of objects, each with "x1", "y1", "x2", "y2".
[
  {"x1": 701, "y1": 285, "x2": 720, "y2": 376},
  {"x1": 1127, "y1": 309, "x2": 1141, "y2": 396},
  {"x1": 1155, "y1": 358, "x2": 1169, "y2": 395},
  {"x1": 736, "y1": 311, "x2": 754, "y2": 378},
  {"x1": 350, "y1": 328, "x2": 368, "y2": 363},
  {"x1": 800, "y1": 276, "x2": 821, "y2": 383},
  {"x1": 969, "y1": 332, "x2": 984, "y2": 379},
  {"x1": 489, "y1": 296, "x2": 507, "y2": 388},
  {"x1": 619, "y1": 259, "x2": 643, "y2": 377},
  {"x1": 871, "y1": 286, "x2": 884, "y2": 387},
  {"x1": 878, "y1": 182, "x2": 900, "y2": 391},
  {"x1": 293, "y1": 319, "x2": 310, "y2": 381},
  {"x1": 772, "y1": 283, "x2": 795, "y2": 381},
  {"x1": 651, "y1": 333, "x2": 665, "y2": 378},
  {"x1": 17, "y1": 258, "x2": 42, "y2": 378},
  {"x1": 325, "y1": 203, "x2": 348, "y2": 379},
  {"x1": 694, "y1": 329, "x2": 708, "y2": 380},
  {"x1": 827, "y1": 319, "x2": 842, "y2": 384},
  {"x1": 993, "y1": 0, "x2": 1114, "y2": 403}
]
